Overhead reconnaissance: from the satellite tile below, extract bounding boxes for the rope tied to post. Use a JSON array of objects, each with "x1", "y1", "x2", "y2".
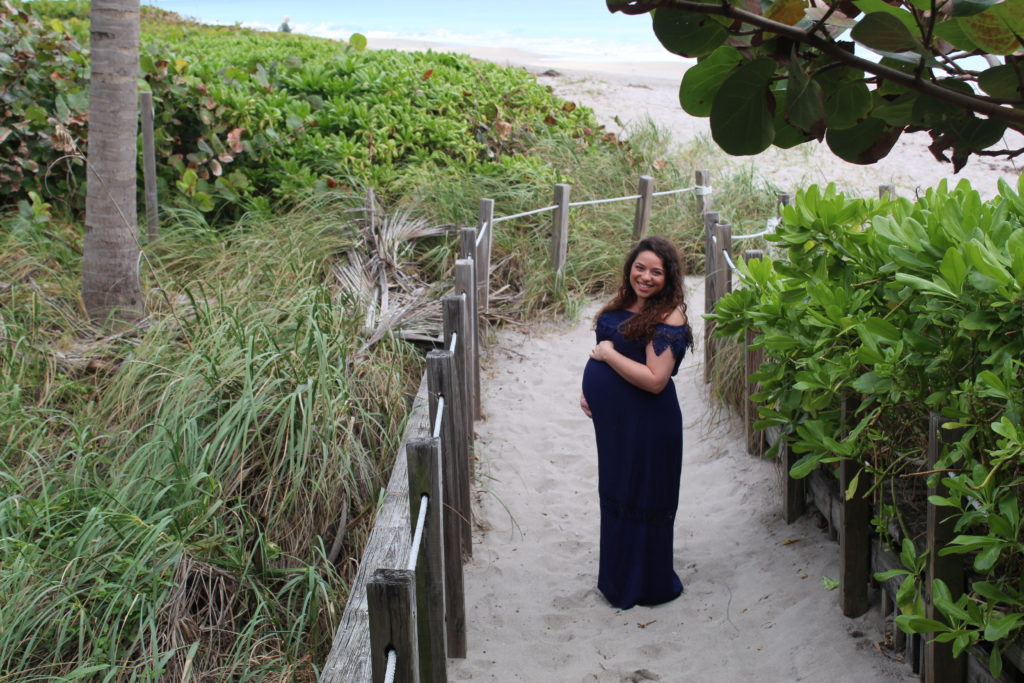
[
  {"x1": 406, "y1": 494, "x2": 429, "y2": 571},
  {"x1": 432, "y1": 396, "x2": 445, "y2": 439},
  {"x1": 383, "y1": 649, "x2": 397, "y2": 683}
]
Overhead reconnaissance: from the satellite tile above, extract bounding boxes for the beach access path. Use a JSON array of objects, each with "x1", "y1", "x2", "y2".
[{"x1": 447, "y1": 277, "x2": 915, "y2": 682}]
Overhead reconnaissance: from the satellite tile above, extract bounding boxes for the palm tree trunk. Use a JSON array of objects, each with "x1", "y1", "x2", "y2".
[{"x1": 82, "y1": 0, "x2": 143, "y2": 327}]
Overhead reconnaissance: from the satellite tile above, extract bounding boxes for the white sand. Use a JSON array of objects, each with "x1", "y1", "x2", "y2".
[
  {"x1": 449, "y1": 280, "x2": 912, "y2": 682},
  {"x1": 366, "y1": 37, "x2": 1016, "y2": 681}
]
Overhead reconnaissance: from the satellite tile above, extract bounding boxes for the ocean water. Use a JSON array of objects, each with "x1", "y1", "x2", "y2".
[{"x1": 143, "y1": 0, "x2": 673, "y2": 62}]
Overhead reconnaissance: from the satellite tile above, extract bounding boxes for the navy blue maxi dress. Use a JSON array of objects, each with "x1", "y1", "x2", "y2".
[{"x1": 581, "y1": 309, "x2": 692, "y2": 610}]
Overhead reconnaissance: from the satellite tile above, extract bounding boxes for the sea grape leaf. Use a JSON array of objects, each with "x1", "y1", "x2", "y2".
[
  {"x1": 978, "y1": 65, "x2": 1024, "y2": 100},
  {"x1": 851, "y1": 12, "x2": 921, "y2": 52},
  {"x1": 961, "y1": 6, "x2": 1022, "y2": 55},
  {"x1": 826, "y1": 117, "x2": 901, "y2": 163},
  {"x1": 710, "y1": 58, "x2": 777, "y2": 155},
  {"x1": 679, "y1": 46, "x2": 743, "y2": 117},
  {"x1": 653, "y1": 6, "x2": 728, "y2": 58},
  {"x1": 952, "y1": 0, "x2": 1004, "y2": 17},
  {"x1": 824, "y1": 80, "x2": 871, "y2": 129},
  {"x1": 933, "y1": 18, "x2": 981, "y2": 52},
  {"x1": 785, "y1": 50, "x2": 826, "y2": 138},
  {"x1": 852, "y1": 0, "x2": 921, "y2": 34},
  {"x1": 764, "y1": 0, "x2": 809, "y2": 26},
  {"x1": 873, "y1": 91, "x2": 918, "y2": 127}
]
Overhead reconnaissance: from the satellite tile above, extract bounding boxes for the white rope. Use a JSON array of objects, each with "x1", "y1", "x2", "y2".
[
  {"x1": 492, "y1": 204, "x2": 558, "y2": 223},
  {"x1": 383, "y1": 649, "x2": 397, "y2": 683},
  {"x1": 651, "y1": 186, "x2": 697, "y2": 197},
  {"x1": 733, "y1": 216, "x2": 780, "y2": 241},
  {"x1": 568, "y1": 193, "x2": 640, "y2": 207},
  {"x1": 449, "y1": 331, "x2": 457, "y2": 353},
  {"x1": 406, "y1": 494, "x2": 429, "y2": 571},
  {"x1": 722, "y1": 249, "x2": 747, "y2": 281},
  {"x1": 475, "y1": 220, "x2": 490, "y2": 247},
  {"x1": 432, "y1": 396, "x2": 445, "y2": 439},
  {"x1": 695, "y1": 184, "x2": 713, "y2": 195}
]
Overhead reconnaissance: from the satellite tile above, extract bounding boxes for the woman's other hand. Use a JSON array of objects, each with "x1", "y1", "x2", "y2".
[
  {"x1": 580, "y1": 393, "x2": 592, "y2": 418},
  {"x1": 590, "y1": 340, "x2": 615, "y2": 362}
]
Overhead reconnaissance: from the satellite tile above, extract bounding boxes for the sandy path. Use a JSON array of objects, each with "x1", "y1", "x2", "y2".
[{"x1": 448, "y1": 280, "x2": 913, "y2": 682}]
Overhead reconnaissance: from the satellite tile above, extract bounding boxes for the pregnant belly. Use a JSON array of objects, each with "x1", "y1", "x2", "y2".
[{"x1": 582, "y1": 358, "x2": 625, "y2": 408}]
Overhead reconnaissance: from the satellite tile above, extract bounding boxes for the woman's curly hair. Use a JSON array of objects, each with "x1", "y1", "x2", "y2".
[{"x1": 595, "y1": 235, "x2": 687, "y2": 342}]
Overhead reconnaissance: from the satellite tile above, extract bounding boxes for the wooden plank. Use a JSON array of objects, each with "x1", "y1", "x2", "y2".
[
  {"x1": 633, "y1": 175, "x2": 654, "y2": 239},
  {"x1": 407, "y1": 438, "x2": 447, "y2": 683},
  {"x1": 925, "y1": 411, "x2": 966, "y2": 683},
  {"x1": 428, "y1": 352, "x2": 467, "y2": 659},
  {"x1": 807, "y1": 468, "x2": 838, "y2": 538},
  {"x1": 367, "y1": 568, "x2": 419, "y2": 683},
  {"x1": 551, "y1": 183, "x2": 570, "y2": 274},
  {"x1": 320, "y1": 376, "x2": 430, "y2": 682}
]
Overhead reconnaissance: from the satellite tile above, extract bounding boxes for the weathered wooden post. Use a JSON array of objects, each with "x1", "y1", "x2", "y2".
[
  {"x1": 879, "y1": 184, "x2": 896, "y2": 200},
  {"x1": 139, "y1": 91, "x2": 158, "y2": 242},
  {"x1": 477, "y1": 198, "x2": 494, "y2": 311},
  {"x1": 406, "y1": 437, "x2": 447, "y2": 683},
  {"x1": 780, "y1": 437, "x2": 806, "y2": 523},
  {"x1": 633, "y1": 175, "x2": 654, "y2": 239},
  {"x1": 443, "y1": 292, "x2": 474, "y2": 455},
  {"x1": 702, "y1": 210, "x2": 720, "y2": 384},
  {"x1": 924, "y1": 411, "x2": 965, "y2": 683},
  {"x1": 427, "y1": 346, "x2": 471, "y2": 560},
  {"x1": 426, "y1": 351, "x2": 467, "y2": 658},
  {"x1": 551, "y1": 183, "x2": 570, "y2": 275},
  {"x1": 455, "y1": 235, "x2": 480, "y2": 420},
  {"x1": 839, "y1": 396, "x2": 871, "y2": 617},
  {"x1": 743, "y1": 249, "x2": 764, "y2": 458},
  {"x1": 367, "y1": 568, "x2": 419, "y2": 683}
]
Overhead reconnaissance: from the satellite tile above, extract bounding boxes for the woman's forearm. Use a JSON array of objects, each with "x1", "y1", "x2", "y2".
[{"x1": 603, "y1": 348, "x2": 669, "y2": 394}]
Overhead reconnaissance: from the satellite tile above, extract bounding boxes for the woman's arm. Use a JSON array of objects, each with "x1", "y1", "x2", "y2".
[{"x1": 590, "y1": 339, "x2": 676, "y2": 394}]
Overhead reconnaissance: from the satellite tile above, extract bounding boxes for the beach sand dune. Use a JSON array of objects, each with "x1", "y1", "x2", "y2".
[{"x1": 451, "y1": 281, "x2": 912, "y2": 682}]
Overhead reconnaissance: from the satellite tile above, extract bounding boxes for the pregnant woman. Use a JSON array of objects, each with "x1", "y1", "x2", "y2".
[{"x1": 580, "y1": 235, "x2": 693, "y2": 610}]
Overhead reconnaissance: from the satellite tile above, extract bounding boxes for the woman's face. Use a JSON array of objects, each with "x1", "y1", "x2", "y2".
[{"x1": 629, "y1": 250, "x2": 666, "y2": 302}]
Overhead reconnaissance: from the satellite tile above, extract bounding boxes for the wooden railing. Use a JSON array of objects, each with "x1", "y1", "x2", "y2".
[{"x1": 701, "y1": 185, "x2": 1024, "y2": 683}]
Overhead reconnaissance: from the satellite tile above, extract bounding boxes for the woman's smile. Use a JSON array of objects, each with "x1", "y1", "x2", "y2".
[{"x1": 629, "y1": 250, "x2": 666, "y2": 301}]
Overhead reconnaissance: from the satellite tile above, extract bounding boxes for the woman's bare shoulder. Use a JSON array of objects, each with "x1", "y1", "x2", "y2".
[{"x1": 662, "y1": 307, "x2": 687, "y2": 326}]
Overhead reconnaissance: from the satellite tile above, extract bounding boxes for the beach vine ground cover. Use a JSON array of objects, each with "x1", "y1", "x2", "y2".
[{"x1": 710, "y1": 178, "x2": 1024, "y2": 676}]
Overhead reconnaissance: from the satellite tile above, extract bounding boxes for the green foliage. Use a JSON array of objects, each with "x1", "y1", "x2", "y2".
[
  {"x1": 608, "y1": 0, "x2": 1024, "y2": 171},
  {"x1": 4, "y1": 2, "x2": 605, "y2": 220},
  {"x1": 710, "y1": 177, "x2": 1024, "y2": 673},
  {"x1": 0, "y1": 198, "x2": 421, "y2": 678}
]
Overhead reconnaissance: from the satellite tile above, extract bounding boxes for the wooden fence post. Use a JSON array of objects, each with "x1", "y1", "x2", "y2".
[
  {"x1": 367, "y1": 568, "x2": 419, "y2": 683},
  {"x1": 139, "y1": 91, "x2": 158, "y2": 242},
  {"x1": 743, "y1": 249, "x2": 764, "y2": 458},
  {"x1": 924, "y1": 411, "x2": 965, "y2": 683},
  {"x1": 443, "y1": 292, "x2": 474, "y2": 459},
  {"x1": 426, "y1": 351, "x2": 467, "y2": 658},
  {"x1": 455, "y1": 236, "x2": 481, "y2": 421},
  {"x1": 427, "y1": 348, "x2": 471, "y2": 560},
  {"x1": 477, "y1": 198, "x2": 494, "y2": 312},
  {"x1": 702, "y1": 210, "x2": 720, "y2": 384},
  {"x1": 879, "y1": 184, "x2": 896, "y2": 200},
  {"x1": 551, "y1": 183, "x2": 570, "y2": 275},
  {"x1": 695, "y1": 169, "x2": 712, "y2": 215},
  {"x1": 839, "y1": 395, "x2": 871, "y2": 618},
  {"x1": 713, "y1": 221, "x2": 732, "y2": 302},
  {"x1": 406, "y1": 437, "x2": 447, "y2": 683},
  {"x1": 633, "y1": 175, "x2": 654, "y2": 239}
]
